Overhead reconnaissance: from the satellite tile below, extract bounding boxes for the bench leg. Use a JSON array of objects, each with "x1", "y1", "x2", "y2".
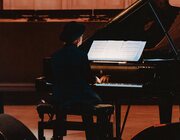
[
  {"x1": 97, "y1": 113, "x2": 113, "y2": 140},
  {"x1": 38, "y1": 122, "x2": 46, "y2": 140},
  {"x1": 53, "y1": 112, "x2": 67, "y2": 140},
  {"x1": 82, "y1": 114, "x2": 96, "y2": 140}
]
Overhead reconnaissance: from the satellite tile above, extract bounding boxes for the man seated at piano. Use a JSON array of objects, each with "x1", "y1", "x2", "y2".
[
  {"x1": 51, "y1": 21, "x2": 110, "y2": 109},
  {"x1": 51, "y1": 21, "x2": 111, "y2": 107},
  {"x1": 51, "y1": 21, "x2": 112, "y2": 139},
  {"x1": 51, "y1": 21, "x2": 109, "y2": 125}
]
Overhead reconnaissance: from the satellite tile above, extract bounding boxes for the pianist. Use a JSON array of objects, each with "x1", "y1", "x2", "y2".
[
  {"x1": 51, "y1": 21, "x2": 109, "y2": 108},
  {"x1": 51, "y1": 21, "x2": 113, "y2": 140}
]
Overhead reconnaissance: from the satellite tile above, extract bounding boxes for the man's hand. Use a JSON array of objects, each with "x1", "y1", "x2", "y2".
[{"x1": 96, "y1": 75, "x2": 110, "y2": 83}]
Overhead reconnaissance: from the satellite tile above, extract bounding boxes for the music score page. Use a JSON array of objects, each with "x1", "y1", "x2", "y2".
[{"x1": 88, "y1": 40, "x2": 146, "y2": 62}]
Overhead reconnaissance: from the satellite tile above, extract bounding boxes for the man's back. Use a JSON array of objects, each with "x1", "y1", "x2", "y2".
[{"x1": 51, "y1": 44, "x2": 101, "y2": 106}]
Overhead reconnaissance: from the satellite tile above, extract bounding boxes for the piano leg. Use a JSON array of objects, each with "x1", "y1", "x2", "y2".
[
  {"x1": 120, "y1": 105, "x2": 131, "y2": 138},
  {"x1": 114, "y1": 101, "x2": 121, "y2": 140},
  {"x1": 158, "y1": 93, "x2": 173, "y2": 124},
  {"x1": 114, "y1": 101, "x2": 131, "y2": 140}
]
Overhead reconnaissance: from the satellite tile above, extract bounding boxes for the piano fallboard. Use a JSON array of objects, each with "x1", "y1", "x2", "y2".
[{"x1": 90, "y1": 62, "x2": 155, "y2": 71}]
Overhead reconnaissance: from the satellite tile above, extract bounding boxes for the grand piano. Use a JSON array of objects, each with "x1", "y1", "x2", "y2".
[
  {"x1": 78, "y1": 0, "x2": 180, "y2": 138},
  {"x1": 36, "y1": 0, "x2": 180, "y2": 139}
]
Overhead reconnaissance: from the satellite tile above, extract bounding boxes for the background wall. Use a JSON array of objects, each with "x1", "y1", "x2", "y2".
[
  {"x1": 3, "y1": 0, "x2": 136, "y2": 10},
  {"x1": 169, "y1": 0, "x2": 180, "y2": 7},
  {"x1": 0, "y1": 0, "x2": 2, "y2": 9},
  {"x1": 0, "y1": 21, "x2": 106, "y2": 85}
]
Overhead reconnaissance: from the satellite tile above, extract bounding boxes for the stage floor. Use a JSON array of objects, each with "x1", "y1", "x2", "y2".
[{"x1": 3, "y1": 105, "x2": 180, "y2": 140}]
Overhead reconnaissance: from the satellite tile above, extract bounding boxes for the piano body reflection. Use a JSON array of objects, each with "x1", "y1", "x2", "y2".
[{"x1": 36, "y1": 0, "x2": 180, "y2": 139}]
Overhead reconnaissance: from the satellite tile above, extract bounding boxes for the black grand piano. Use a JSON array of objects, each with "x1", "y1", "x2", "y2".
[
  {"x1": 36, "y1": 0, "x2": 180, "y2": 139},
  {"x1": 80, "y1": 0, "x2": 180, "y2": 138}
]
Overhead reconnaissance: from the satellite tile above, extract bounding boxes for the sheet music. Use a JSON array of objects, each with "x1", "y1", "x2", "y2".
[{"x1": 88, "y1": 40, "x2": 146, "y2": 62}]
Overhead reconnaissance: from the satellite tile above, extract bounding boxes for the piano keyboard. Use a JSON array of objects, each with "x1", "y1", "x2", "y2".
[{"x1": 94, "y1": 83, "x2": 143, "y2": 88}]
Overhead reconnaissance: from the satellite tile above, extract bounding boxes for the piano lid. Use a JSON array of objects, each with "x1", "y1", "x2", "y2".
[{"x1": 80, "y1": 0, "x2": 180, "y2": 59}]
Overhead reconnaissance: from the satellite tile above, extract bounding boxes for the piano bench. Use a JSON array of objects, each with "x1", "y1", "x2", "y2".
[{"x1": 36, "y1": 101, "x2": 114, "y2": 140}]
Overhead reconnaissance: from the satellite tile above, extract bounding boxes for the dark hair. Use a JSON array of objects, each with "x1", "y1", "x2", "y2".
[{"x1": 59, "y1": 21, "x2": 85, "y2": 43}]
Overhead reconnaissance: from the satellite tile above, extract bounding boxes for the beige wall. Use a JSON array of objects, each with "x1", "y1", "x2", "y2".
[
  {"x1": 169, "y1": 0, "x2": 180, "y2": 7},
  {"x1": 3, "y1": 0, "x2": 137, "y2": 9}
]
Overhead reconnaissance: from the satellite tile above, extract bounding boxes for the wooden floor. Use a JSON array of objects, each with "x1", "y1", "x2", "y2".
[{"x1": 3, "y1": 105, "x2": 180, "y2": 140}]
